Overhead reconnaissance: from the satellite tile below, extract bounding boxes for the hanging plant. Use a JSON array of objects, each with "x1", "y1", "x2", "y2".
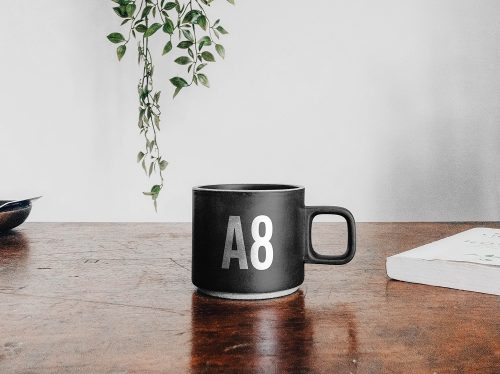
[{"x1": 107, "y1": 0, "x2": 234, "y2": 210}]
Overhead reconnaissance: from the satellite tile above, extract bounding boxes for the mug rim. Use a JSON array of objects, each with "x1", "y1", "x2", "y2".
[{"x1": 193, "y1": 184, "x2": 304, "y2": 192}]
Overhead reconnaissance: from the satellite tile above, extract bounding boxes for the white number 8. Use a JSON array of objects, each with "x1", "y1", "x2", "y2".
[{"x1": 250, "y1": 215, "x2": 273, "y2": 270}]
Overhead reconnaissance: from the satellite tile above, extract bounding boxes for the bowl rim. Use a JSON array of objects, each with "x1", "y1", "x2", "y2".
[{"x1": 0, "y1": 200, "x2": 32, "y2": 214}]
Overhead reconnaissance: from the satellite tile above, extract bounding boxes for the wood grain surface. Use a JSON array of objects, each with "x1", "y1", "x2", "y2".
[{"x1": 0, "y1": 223, "x2": 499, "y2": 373}]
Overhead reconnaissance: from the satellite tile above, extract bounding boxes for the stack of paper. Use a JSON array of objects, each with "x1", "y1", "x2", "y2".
[{"x1": 386, "y1": 228, "x2": 500, "y2": 295}]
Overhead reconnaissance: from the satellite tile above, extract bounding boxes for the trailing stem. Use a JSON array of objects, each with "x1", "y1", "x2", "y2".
[{"x1": 107, "y1": 0, "x2": 234, "y2": 210}]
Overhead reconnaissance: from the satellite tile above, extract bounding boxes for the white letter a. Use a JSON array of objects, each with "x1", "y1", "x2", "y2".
[{"x1": 222, "y1": 216, "x2": 248, "y2": 269}]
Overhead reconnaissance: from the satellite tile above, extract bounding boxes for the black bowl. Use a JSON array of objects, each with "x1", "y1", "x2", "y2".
[{"x1": 0, "y1": 201, "x2": 32, "y2": 233}]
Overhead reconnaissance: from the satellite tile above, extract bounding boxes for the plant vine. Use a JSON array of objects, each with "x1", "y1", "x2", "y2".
[{"x1": 107, "y1": 0, "x2": 233, "y2": 210}]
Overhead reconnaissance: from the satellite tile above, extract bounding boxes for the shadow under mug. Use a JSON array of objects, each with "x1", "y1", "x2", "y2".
[{"x1": 192, "y1": 184, "x2": 356, "y2": 299}]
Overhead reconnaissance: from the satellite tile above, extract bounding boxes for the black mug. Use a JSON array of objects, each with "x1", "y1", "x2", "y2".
[{"x1": 192, "y1": 184, "x2": 356, "y2": 299}]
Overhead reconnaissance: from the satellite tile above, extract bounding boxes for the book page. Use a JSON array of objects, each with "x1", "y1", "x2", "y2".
[{"x1": 397, "y1": 228, "x2": 500, "y2": 266}]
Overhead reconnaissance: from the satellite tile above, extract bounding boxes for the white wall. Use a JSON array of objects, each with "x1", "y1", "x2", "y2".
[{"x1": 1, "y1": 0, "x2": 499, "y2": 222}]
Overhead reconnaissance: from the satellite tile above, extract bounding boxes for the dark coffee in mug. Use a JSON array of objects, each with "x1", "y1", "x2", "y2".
[{"x1": 192, "y1": 184, "x2": 356, "y2": 299}]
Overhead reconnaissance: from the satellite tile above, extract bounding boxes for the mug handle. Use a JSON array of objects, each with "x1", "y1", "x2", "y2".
[{"x1": 304, "y1": 206, "x2": 356, "y2": 265}]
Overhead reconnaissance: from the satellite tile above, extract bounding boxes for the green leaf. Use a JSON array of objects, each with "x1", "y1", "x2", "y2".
[
  {"x1": 182, "y1": 29, "x2": 194, "y2": 42},
  {"x1": 182, "y1": 9, "x2": 202, "y2": 24},
  {"x1": 196, "y1": 63, "x2": 207, "y2": 72},
  {"x1": 169, "y1": 76, "x2": 189, "y2": 88},
  {"x1": 142, "y1": 158, "x2": 147, "y2": 173},
  {"x1": 125, "y1": 3, "x2": 136, "y2": 17},
  {"x1": 107, "y1": 32, "x2": 125, "y2": 44},
  {"x1": 175, "y1": 56, "x2": 192, "y2": 65},
  {"x1": 197, "y1": 73, "x2": 209, "y2": 87},
  {"x1": 160, "y1": 160, "x2": 168, "y2": 171},
  {"x1": 113, "y1": 6, "x2": 128, "y2": 18},
  {"x1": 163, "y1": 18, "x2": 174, "y2": 34},
  {"x1": 162, "y1": 41, "x2": 172, "y2": 55},
  {"x1": 148, "y1": 162, "x2": 154, "y2": 176},
  {"x1": 215, "y1": 44, "x2": 225, "y2": 59},
  {"x1": 117, "y1": 45, "x2": 126, "y2": 61},
  {"x1": 201, "y1": 51, "x2": 215, "y2": 62},
  {"x1": 198, "y1": 36, "x2": 211, "y2": 49},
  {"x1": 216, "y1": 26, "x2": 228, "y2": 34},
  {"x1": 226, "y1": 0, "x2": 235, "y2": 4},
  {"x1": 173, "y1": 87, "x2": 182, "y2": 98},
  {"x1": 151, "y1": 185, "x2": 162, "y2": 194},
  {"x1": 136, "y1": 24, "x2": 147, "y2": 33},
  {"x1": 164, "y1": 2, "x2": 176, "y2": 10},
  {"x1": 197, "y1": 15, "x2": 207, "y2": 30},
  {"x1": 154, "y1": 115, "x2": 160, "y2": 130},
  {"x1": 144, "y1": 23, "x2": 162, "y2": 37},
  {"x1": 137, "y1": 151, "x2": 145, "y2": 163},
  {"x1": 141, "y1": 5, "x2": 152, "y2": 18},
  {"x1": 177, "y1": 40, "x2": 193, "y2": 49}
]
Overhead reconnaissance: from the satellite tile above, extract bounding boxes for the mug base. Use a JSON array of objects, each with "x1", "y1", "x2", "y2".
[{"x1": 197, "y1": 286, "x2": 299, "y2": 300}]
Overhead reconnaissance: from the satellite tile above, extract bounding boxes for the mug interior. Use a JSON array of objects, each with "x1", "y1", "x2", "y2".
[{"x1": 194, "y1": 184, "x2": 303, "y2": 192}]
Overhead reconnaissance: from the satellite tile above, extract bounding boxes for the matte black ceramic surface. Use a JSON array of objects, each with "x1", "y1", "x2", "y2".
[
  {"x1": 0, "y1": 201, "x2": 32, "y2": 233},
  {"x1": 192, "y1": 184, "x2": 356, "y2": 298}
]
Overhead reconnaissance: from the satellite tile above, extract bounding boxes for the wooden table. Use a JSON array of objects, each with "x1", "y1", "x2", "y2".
[{"x1": 0, "y1": 223, "x2": 499, "y2": 373}]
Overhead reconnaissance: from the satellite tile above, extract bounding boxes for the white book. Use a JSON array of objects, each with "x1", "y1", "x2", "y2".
[{"x1": 386, "y1": 228, "x2": 500, "y2": 296}]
